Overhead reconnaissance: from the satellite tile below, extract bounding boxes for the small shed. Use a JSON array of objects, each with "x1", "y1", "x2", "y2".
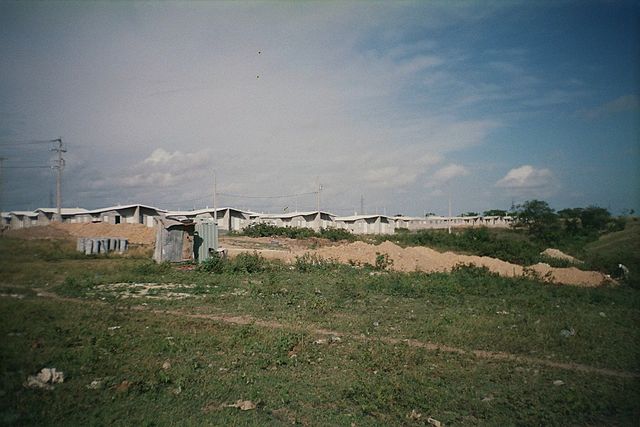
[{"x1": 153, "y1": 217, "x2": 219, "y2": 263}]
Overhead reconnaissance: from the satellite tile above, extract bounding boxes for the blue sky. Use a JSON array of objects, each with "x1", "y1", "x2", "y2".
[{"x1": 0, "y1": 1, "x2": 638, "y2": 215}]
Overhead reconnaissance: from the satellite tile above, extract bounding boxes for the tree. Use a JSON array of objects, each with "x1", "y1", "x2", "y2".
[
  {"x1": 579, "y1": 206, "x2": 611, "y2": 231},
  {"x1": 483, "y1": 209, "x2": 507, "y2": 217},
  {"x1": 512, "y1": 200, "x2": 562, "y2": 244},
  {"x1": 460, "y1": 211, "x2": 479, "y2": 217}
]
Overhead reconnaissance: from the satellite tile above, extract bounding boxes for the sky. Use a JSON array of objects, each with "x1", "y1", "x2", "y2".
[{"x1": 0, "y1": 0, "x2": 638, "y2": 216}]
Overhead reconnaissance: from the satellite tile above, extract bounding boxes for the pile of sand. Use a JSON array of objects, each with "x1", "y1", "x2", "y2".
[
  {"x1": 225, "y1": 239, "x2": 611, "y2": 287},
  {"x1": 3, "y1": 223, "x2": 156, "y2": 245},
  {"x1": 540, "y1": 248, "x2": 582, "y2": 264}
]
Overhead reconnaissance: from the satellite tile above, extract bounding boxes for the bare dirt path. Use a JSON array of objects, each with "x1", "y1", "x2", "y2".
[{"x1": 7, "y1": 290, "x2": 638, "y2": 380}]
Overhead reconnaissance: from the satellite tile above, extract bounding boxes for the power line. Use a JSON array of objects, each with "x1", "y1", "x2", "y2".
[
  {"x1": 2, "y1": 165, "x2": 51, "y2": 169},
  {"x1": 218, "y1": 191, "x2": 317, "y2": 199}
]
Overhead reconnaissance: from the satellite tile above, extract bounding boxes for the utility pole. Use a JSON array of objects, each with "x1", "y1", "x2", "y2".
[
  {"x1": 51, "y1": 138, "x2": 66, "y2": 222},
  {"x1": 212, "y1": 170, "x2": 218, "y2": 224},
  {"x1": 448, "y1": 190, "x2": 452, "y2": 235},
  {"x1": 316, "y1": 180, "x2": 323, "y2": 212},
  {"x1": 0, "y1": 157, "x2": 6, "y2": 217},
  {"x1": 360, "y1": 194, "x2": 364, "y2": 215}
]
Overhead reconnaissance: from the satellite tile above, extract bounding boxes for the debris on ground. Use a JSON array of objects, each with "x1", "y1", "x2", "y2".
[
  {"x1": 427, "y1": 417, "x2": 443, "y2": 427},
  {"x1": 162, "y1": 360, "x2": 171, "y2": 370},
  {"x1": 314, "y1": 335, "x2": 342, "y2": 345},
  {"x1": 553, "y1": 380, "x2": 565, "y2": 386},
  {"x1": 115, "y1": 380, "x2": 132, "y2": 393},
  {"x1": 24, "y1": 368, "x2": 65, "y2": 390},
  {"x1": 560, "y1": 328, "x2": 576, "y2": 338},
  {"x1": 224, "y1": 400, "x2": 256, "y2": 410},
  {"x1": 407, "y1": 409, "x2": 422, "y2": 420},
  {"x1": 86, "y1": 379, "x2": 102, "y2": 390}
]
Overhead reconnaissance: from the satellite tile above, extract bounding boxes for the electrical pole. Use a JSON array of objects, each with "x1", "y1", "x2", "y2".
[
  {"x1": 212, "y1": 170, "x2": 218, "y2": 224},
  {"x1": 51, "y1": 138, "x2": 66, "y2": 222},
  {"x1": 448, "y1": 190, "x2": 452, "y2": 235},
  {"x1": 360, "y1": 194, "x2": 364, "y2": 215},
  {"x1": 0, "y1": 157, "x2": 6, "y2": 217},
  {"x1": 316, "y1": 180, "x2": 322, "y2": 212}
]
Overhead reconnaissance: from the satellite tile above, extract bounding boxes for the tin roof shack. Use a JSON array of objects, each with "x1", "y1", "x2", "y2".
[
  {"x1": 153, "y1": 217, "x2": 219, "y2": 263},
  {"x1": 154, "y1": 217, "x2": 195, "y2": 263},
  {"x1": 35, "y1": 208, "x2": 89, "y2": 225},
  {"x1": 88, "y1": 204, "x2": 167, "y2": 228}
]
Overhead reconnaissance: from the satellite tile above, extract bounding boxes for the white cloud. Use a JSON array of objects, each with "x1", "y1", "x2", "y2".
[
  {"x1": 425, "y1": 163, "x2": 469, "y2": 188},
  {"x1": 495, "y1": 165, "x2": 556, "y2": 197},
  {"x1": 582, "y1": 94, "x2": 639, "y2": 119}
]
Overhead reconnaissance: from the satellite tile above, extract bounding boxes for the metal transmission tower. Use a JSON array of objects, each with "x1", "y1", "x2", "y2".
[{"x1": 51, "y1": 138, "x2": 66, "y2": 221}]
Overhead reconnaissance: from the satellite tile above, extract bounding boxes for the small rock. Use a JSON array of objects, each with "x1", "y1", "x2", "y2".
[
  {"x1": 599, "y1": 312, "x2": 606, "y2": 318},
  {"x1": 162, "y1": 360, "x2": 171, "y2": 370},
  {"x1": 373, "y1": 321, "x2": 380, "y2": 327},
  {"x1": 553, "y1": 380, "x2": 565, "y2": 386},
  {"x1": 407, "y1": 409, "x2": 422, "y2": 420},
  {"x1": 226, "y1": 400, "x2": 256, "y2": 411},
  {"x1": 314, "y1": 338, "x2": 328, "y2": 345},
  {"x1": 86, "y1": 380, "x2": 102, "y2": 390},
  {"x1": 560, "y1": 328, "x2": 576, "y2": 338},
  {"x1": 24, "y1": 368, "x2": 65, "y2": 390},
  {"x1": 427, "y1": 417, "x2": 442, "y2": 427},
  {"x1": 115, "y1": 380, "x2": 132, "y2": 393}
]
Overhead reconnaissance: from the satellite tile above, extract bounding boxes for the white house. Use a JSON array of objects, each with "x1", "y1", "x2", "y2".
[
  {"x1": 255, "y1": 211, "x2": 336, "y2": 232},
  {"x1": 86, "y1": 204, "x2": 167, "y2": 227},
  {"x1": 166, "y1": 207, "x2": 256, "y2": 232},
  {"x1": 335, "y1": 214, "x2": 395, "y2": 235}
]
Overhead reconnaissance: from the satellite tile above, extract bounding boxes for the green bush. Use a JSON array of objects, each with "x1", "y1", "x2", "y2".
[
  {"x1": 319, "y1": 227, "x2": 354, "y2": 241},
  {"x1": 197, "y1": 252, "x2": 225, "y2": 273},
  {"x1": 228, "y1": 252, "x2": 270, "y2": 273}
]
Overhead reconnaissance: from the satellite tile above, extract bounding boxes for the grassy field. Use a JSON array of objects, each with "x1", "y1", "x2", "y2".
[{"x1": 1, "y1": 237, "x2": 639, "y2": 425}]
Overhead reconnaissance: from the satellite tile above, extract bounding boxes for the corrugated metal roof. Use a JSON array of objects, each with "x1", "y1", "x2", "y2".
[
  {"x1": 165, "y1": 207, "x2": 258, "y2": 217},
  {"x1": 35, "y1": 208, "x2": 89, "y2": 215},
  {"x1": 9, "y1": 211, "x2": 39, "y2": 217},
  {"x1": 335, "y1": 214, "x2": 393, "y2": 221},
  {"x1": 85, "y1": 204, "x2": 168, "y2": 214},
  {"x1": 258, "y1": 210, "x2": 336, "y2": 220}
]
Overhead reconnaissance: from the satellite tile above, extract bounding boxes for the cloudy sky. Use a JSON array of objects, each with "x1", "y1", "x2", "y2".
[{"x1": 1, "y1": 1, "x2": 638, "y2": 215}]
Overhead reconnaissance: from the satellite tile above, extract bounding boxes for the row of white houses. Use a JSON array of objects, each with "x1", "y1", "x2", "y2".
[{"x1": 2, "y1": 203, "x2": 513, "y2": 235}]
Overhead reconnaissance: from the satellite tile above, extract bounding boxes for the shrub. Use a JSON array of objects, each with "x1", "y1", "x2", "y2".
[
  {"x1": 228, "y1": 252, "x2": 269, "y2": 273},
  {"x1": 197, "y1": 252, "x2": 225, "y2": 273}
]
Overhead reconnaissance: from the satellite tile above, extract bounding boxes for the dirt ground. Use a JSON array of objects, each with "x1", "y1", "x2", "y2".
[
  {"x1": 221, "y1": 237, "x2": 611, "y2": 287},
  {"x1": 3, "y1": 223, "x2": 156, "y2": 245}
]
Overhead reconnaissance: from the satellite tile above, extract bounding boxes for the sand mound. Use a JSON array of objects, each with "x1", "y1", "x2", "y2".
[
  {"x1": 3, "y1": 223, "x2": 156, "y2": 245},
  {"x1": 222, "y1": 239, "x2": 611, "y2": 287},
  {"x1": 541, "y1": 248, "x2": 582, "y2": 263}
]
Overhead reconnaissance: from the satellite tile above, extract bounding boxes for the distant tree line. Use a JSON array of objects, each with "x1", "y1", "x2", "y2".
[{"x1": 509, "y1": 200, "x2": 625, "y2": 246}]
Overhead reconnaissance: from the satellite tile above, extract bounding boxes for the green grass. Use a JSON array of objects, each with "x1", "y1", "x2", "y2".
[
  {"x1": 1, "y1": 237, "x2": 639, "y2": 425},
  {"x1": 583, "y1": 219, "x2": 640, "y2": 287}
]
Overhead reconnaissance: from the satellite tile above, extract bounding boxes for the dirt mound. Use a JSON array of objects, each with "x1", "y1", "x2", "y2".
[
  {"x1": 226, "y1": 239, "x2": 610, "y2": 287},
  {"x1": 52, "y1": 223, "x2": 155, "y2": 245},
  {"x1": 3, "y1": 225, "x2": 71, "y2": 240},
  {"x1": 3, "y1": 223, "x2": 156, "y2": 245},
  {"x1": 541, "y1": 248, "x2": 582, "y2": 263},
  {"x1": 311, "y1": 241, "x2": 609, "y2": 287}
]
